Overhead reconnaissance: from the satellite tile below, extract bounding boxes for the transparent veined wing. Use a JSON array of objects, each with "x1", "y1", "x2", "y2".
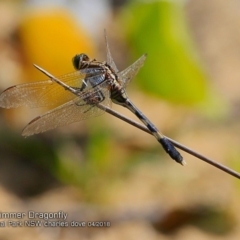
[
  {"x1": 22, "y1": 86, "x2": 111, "y2": 136},
  {"x1": 0, "y1": 70, "x2": 104, "y2": 109},
  {"x1": 118, "y1": 54, "x2": 147, "y2": 87},
  {"x1": 104, "y1": 29, "x2": 118, "y2": 73}
]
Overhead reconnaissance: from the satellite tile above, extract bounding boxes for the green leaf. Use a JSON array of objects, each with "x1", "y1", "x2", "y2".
[{"x1": 120, "y1": 1, "x2": 207, "y2": 104}]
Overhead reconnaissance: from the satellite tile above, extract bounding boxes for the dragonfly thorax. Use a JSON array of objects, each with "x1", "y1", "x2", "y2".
[{"x1": 72, "y1": 53, "x2": 90, "y2": 70}]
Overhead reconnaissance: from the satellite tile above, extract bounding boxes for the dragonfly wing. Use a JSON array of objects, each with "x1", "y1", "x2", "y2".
[
  {"x1": 118, "y1": 54, "x2": 147, "y2": 87},
  {"x1": 22, "y1": 87, "x2": 111, "y2": 136},
  {"x1": 0, "y1": 80, "x2": 53, "y2": 108},
  {"x1": 0, "y1": 70, "x2": 103, "y2": 109},
  {"x1": 104, "y1": 30, "x2": 118, "y2": 73}
]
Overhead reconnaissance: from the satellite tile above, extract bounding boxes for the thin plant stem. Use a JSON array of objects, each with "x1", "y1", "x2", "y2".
[
  {"x1": 97, "y1": 103, "x2": 240, "y2": 180},
  {"x1": 34, "y1": 66, "x2": 240, "y2": 180}
]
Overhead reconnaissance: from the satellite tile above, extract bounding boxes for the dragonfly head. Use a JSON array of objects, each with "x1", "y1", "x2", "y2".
[{"x1": 72, "y1": 53, "x2": 90, "y2": 70}]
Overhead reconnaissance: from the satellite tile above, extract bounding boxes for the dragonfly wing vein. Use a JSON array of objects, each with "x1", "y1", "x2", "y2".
[
  {"x1": 118, "y1": 54, "x2": 147, "y2": 87},
  {"x1": 22, "y1": 87, "x2": 111, "y2": 136},
  {"x1": 104, "y1": 30, "x2": 118, "y2": 73},
  {"x1": 0, "y1": 80, "x2": 53, "y2": 108},
  {"x1": 0, "y1": 70, "x2": 106, "y2": 108}
]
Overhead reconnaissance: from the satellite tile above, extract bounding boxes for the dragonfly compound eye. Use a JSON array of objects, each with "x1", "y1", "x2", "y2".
[{"x1": 72, "y1": 54, "x2": 90, "y2": 70}]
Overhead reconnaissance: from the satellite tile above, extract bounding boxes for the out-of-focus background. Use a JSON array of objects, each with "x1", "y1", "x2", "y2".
[{"x1": 0, "y1": 0, "x2": 240, "y2": 239}]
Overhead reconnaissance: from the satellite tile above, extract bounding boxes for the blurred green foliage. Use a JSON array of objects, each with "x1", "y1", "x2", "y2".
[{"x1": 120, "y1": 0, "x2": 207, "y2": 104}]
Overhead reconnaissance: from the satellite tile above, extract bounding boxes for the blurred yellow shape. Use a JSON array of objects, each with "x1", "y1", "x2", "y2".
[
  {"x1": 18, "y1": 7, "x2": 96, "y2": 82},
  {"x1": 2, "y1": 8, "x2": 97, "y2": 127},
  {"x1": 15, "y1": 7, "x2": 96, "y2": 111}
]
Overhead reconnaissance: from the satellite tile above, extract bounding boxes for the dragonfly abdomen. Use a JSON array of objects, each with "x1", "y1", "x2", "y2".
[
  {"x1": 158, "y1": 138, "x2": 184, "y2": 165},
  {"x1": 120, "y1": 99, "x2": 185, "y2": 165}
]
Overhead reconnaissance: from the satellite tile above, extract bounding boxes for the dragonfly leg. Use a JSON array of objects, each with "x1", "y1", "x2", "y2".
[{"x1": 75, "y1": 88, "x2": 106, "y2": 114}]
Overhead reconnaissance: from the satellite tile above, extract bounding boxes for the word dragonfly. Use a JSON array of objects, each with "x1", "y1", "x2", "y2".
[{"x1": 0, "y1": 32, "x2": 185, "y2": 165}]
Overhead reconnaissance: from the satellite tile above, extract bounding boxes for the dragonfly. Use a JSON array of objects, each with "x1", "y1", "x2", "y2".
[{"x1": 0, "y1": 31, "x2": 185, "y2": 165}]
